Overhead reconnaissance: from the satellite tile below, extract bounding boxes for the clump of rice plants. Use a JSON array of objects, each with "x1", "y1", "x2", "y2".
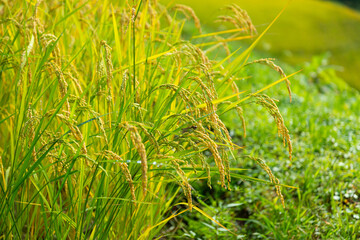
[{"x1": 0, "y1": 0, "x2": 295, "y2": 238}]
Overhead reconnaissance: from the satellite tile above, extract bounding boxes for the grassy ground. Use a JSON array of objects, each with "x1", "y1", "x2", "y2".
[
  {"x1": 164, "y1": 53, "x2": 360, "y2": 239},
  {"x1": 161, "y1": 0, "x2": 360, "y2": 90}
]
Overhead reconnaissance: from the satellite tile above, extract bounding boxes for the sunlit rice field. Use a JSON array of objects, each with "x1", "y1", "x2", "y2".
[{"x1": 0, "y1": 0, "x2": 298, "y2": 239}]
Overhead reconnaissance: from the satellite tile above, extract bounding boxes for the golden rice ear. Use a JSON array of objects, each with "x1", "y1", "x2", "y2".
[
  {"x1": 230, "y1": 4, "x2": 257, "y2": 35},
  {"x1": 102, "y1": 150, "x2": 136, "y2": 203},
  {"x1": 132, "y1": 122, "x2": 160, "y2": 153},
  {"x1": 55, "y1": 114, "x2": 87, "y2": 154},
  {"x1": 31, "y1": 0, "x2": 44, "y2": 40},
  {"x1": 248, "y1": 156, "x2": 285, "y2": 208},
  {"x1": 170, "y1": 158, "x2": 193, "y2": 210},
  {"x1": 64, "y1": 71, "x2": 83, "y2": 94},
  {"x1": 156, "y1": 154, "x2": 194, "y2": 210},
  {"x1": 45, "y1": 62, "x2": 70, "y2": 116},
  {"x1": 173, "y1": 4, "x2": 202, "y2": 34},
  {"x1": 22, "y1": 104, "x2": 39, "y2": 161},
  {"x1": 215, "y1": 4, "x2": 257, "y2": 35},
  {"x1": 195, "y1": 130, "x2": 227, "y2": 188},
  {"x1": 155, "y1": 84, "x2": 202, "y2": 116},
  {"x1": 100, "y1": 40, "x2": 113, "y2": 102},
  {"x1": 41, "y1": 34, "x2": 61, "y2": 65},
  {"x1": 253, "y1": 94, "x2": 292, "y2": 160},
  {"x1": 245, "y1": 58, "x2": 292, "y2": 102}
]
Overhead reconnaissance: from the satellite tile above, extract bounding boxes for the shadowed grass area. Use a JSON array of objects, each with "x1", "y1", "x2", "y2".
[{"x1": 161, "y1": 0, "x2": 360, "y2": 90}]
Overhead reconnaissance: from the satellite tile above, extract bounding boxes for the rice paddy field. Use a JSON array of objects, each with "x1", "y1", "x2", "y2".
[{"x1": 1, "y1": 0, "x2": 359, "y2": 239}]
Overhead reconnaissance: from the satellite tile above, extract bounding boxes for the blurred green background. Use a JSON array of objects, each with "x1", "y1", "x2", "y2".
[{"x1": 161, "y1": 0, "x2": 360, "y2": 90}]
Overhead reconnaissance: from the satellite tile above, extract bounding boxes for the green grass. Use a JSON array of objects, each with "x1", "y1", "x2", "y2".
[
  {"x1": 0, "y1": 0, "x2": 295, "y2": 239},
  {"x1": 165, "y1": 53, "x2": 360, "y2": 239},
  {"x1": 161, "y1": 0, "x2": 360, "y2": 90}
]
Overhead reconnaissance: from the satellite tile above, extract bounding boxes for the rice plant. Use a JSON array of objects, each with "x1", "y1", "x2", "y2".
[{"x1": 0, "y1": 0, "x2": 295, "y2": 238}]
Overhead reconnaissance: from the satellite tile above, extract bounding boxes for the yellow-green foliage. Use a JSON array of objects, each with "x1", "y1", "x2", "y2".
[
  {"x1": 0, "y1": 0, "x2": 294, "y2": 238},
  {"x1": 161, "y1": 0, "x2": 360, "y2": 90}
]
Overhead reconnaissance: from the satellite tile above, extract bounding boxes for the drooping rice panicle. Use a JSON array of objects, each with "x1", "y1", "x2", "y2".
[
  {"x1": 248, "y1": 156, "x2": 285, "y2": 208},
  {"x1": 246, "y1": 58, "x2": 292, "y2": 102}
]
